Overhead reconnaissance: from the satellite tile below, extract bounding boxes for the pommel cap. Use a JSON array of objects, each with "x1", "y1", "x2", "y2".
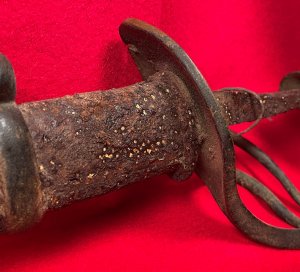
[{"x1": 0, "y1": 54, "x2": 44, "y2": 232}]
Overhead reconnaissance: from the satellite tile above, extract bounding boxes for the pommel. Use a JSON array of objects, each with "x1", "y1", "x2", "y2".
[{"x1": 0, "y1": 55, "x2": 44, "y2": 232}]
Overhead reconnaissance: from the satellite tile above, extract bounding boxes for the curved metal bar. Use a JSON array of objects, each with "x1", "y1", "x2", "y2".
[
  {"x1": 217, "y1": 88, "x2": 265, "y2": 135},
  {"x1": 232, "y1": 132, "x2": 300, "y2": 206},
  {"x1": 237, "y1": 170, "x2": 300, "y2": 228}
]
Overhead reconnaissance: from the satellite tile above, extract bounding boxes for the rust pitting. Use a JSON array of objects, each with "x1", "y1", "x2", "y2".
[
  {"x1": 0, "y1": 18, "x2": 300, "y2": 249},
  {"x1": 19, "y1": 71, "x2": 201, "y2": 209}
]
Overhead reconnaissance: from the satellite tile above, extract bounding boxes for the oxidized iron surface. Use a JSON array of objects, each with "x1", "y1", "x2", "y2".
[
  {"x1": 0, "y1": 18, "x2": 300, "y2": 249},
  {"x1": 20, "y1": 72, "x2": 202, "y2": 209}
]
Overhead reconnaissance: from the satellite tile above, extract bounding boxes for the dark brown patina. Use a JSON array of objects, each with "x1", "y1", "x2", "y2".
[
  {"x1": 20, "y1": 71, "x2": 202, "y2": 209},
  {"x1": 0, "y1": 18, "x2": 300, "y2": 249}
]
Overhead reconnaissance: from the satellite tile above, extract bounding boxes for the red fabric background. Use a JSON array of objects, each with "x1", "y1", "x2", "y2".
[{"x1": 1, "y1": 1, "x2": 300, "y2": 271}]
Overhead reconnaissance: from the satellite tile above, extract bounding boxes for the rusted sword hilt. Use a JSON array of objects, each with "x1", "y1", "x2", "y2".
[{"x1": 1, "y1": 18, "x2": 300, "y2": 249}]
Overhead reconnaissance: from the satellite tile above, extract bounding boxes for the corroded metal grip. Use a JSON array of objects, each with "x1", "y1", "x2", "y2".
[
  {"x1": 1, "y1": 18, "x2": 300, "y2": 249},
  {"x1": 20, "y1": 72, "x2": 201, "y2": 210}
]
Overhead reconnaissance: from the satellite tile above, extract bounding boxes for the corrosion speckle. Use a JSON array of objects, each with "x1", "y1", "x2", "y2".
[
  {"x1": 87, "y1": 173, "x2": 95, "y2": 179},
  {"x1": 20, "y1": 70, "x2": 201, "y2": 211}
]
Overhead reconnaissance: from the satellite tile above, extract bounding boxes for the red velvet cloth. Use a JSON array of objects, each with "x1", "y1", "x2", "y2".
[{"x1": 1, "y1": 1, "x2": 300, "y2": 271}]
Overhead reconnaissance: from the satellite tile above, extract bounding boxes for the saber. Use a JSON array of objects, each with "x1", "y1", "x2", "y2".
[{"x1": 0, "y1": 18, "x2": 300, "y2": 248}]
